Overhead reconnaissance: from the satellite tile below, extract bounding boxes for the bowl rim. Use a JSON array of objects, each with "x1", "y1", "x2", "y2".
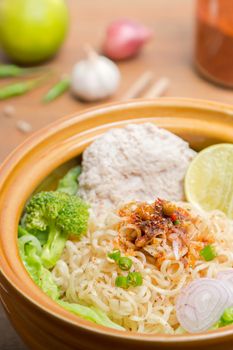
[{"x1": 1, "y1": 97, "x2": 233, "y2": 344}]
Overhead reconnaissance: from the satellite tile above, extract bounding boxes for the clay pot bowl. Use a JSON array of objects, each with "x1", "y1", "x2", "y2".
[{"x1": 0, "y1": 98, "x2": 233, "y2": 350}]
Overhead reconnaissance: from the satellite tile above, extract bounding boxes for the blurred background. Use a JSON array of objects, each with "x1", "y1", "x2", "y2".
[{"x1": 0, "y1": 0, "x2": 233, "y2": 348}]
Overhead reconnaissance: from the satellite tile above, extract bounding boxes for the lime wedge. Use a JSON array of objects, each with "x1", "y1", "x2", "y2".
[{"x1": 185, "y1": 143, "x2": 233, "y2": 219}]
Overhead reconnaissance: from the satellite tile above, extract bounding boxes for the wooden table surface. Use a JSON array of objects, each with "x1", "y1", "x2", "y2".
[{"x1": 1, "y1": 0, "x2": 233, "y2": 349}]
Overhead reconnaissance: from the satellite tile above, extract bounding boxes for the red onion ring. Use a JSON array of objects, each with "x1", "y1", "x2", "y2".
[
  {"x1": 217, "y1": 269, "x2": 233, "y2": 288},
  {"x1": 176, "y1": 278, "x2": 233, "y2": 333}
]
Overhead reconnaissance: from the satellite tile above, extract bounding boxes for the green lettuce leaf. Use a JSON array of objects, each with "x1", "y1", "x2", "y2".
[
  {"x1": 18, "y1": 231, "x2": 42, "y2": 284},
  {"x1": 38, "y1": 266, "x2": 60, "y2": 300},
  {"x1": 19, "y1": 221, "x2": 48, "y2": 246},
  {"x1": 91, "y1": 307, "x2": 125, "y2": 331},
  {"x1": 18, "y1": 225, "x2": 30, "y2": 237},
  {"x1": 214, "y1": 307, "x2": 233, "y2": 329},
  {"x1": 18, "y1": 225, "x2": 125, "y2": 331},
  {"x1": 57, "y1": 300, "x2": 125, "y2": 331},
  {"x1": 57, "y1": 165, "x2": 81, "y2": 195},
  {"x1": 18, "y1": 165, "x2": 124, "y2": 331}
]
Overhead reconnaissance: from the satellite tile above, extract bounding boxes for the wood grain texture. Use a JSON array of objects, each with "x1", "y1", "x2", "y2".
[
  {"x1": 1, "y1": 0, "x2": 233, "y2": 163},
  {"x1": 0, "y1": 0, "x2": 232, "y2": 349}
]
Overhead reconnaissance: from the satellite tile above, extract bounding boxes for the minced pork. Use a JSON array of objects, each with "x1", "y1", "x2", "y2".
[{"x1": 78, "y1": 123, "x2": 196, "y2": 215}]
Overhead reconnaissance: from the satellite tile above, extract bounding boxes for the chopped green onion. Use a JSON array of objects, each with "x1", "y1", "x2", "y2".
[
  {"x1": 173, "y1": 220, "x2": 180, "y2": 225},
  {"x1": 127, "y1": 272, "x2": 143, "y2": 287},
  {"x1": 115, "y1": 271, "x2": 143, "y2": 289},
  {"x1": 108, "y1": 250, "x2": 121, "y2": 262},
  {"x1": 118, "y1": 257, "x2": 133, "y2": 271},
  {"x1": 115, "y1": 276, "x2": 129, "y2": 289},
  {"x1": 200, "y1": 244, "x2": 216, "y2": 261}
]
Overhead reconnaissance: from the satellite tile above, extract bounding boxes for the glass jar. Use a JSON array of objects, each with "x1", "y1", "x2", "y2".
[{"x1": 195, "y1": 0, "x2": 233, "y2": 88}]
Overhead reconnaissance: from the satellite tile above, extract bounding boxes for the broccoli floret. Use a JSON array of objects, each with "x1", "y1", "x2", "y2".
[{"x1": 24, "y1": 191, "x2": 89, "y2": 269}]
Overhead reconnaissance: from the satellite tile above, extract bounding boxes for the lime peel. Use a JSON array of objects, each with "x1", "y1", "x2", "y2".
[{"x1": 185, "y1": 143, "x2": 233, "y2": 219}]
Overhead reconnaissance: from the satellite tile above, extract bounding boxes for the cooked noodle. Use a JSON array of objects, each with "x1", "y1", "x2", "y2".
[{"x1": 52, "y1": 203, "x2": 233, "y2": 334}]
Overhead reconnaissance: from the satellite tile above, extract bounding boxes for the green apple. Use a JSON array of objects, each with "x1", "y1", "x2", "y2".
[{"x1": 0, "y1": 0, "x2": 69, "y2": 64}]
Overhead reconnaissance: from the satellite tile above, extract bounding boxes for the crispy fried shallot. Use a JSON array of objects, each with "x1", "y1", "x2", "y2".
[{"x1": 117, "y1": 199, "x2": 214, "y2": 267}]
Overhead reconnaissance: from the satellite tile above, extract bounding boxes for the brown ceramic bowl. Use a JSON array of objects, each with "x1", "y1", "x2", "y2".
[{"x1": 1, "y1": 98, "x2": 233, "y2": 350}]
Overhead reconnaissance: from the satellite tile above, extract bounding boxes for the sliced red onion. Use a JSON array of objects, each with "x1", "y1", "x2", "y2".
[
  {"x1": 217, "y1": 269, "x2": 233, "y2": 288},
  {"x1": 176, "y1": 278, "x2": 233, "y2": 333}
]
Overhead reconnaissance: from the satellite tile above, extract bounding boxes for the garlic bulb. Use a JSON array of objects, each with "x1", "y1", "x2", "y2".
[{"x1": 71, "y1": 47, "x2": 121, "y2": 102}]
